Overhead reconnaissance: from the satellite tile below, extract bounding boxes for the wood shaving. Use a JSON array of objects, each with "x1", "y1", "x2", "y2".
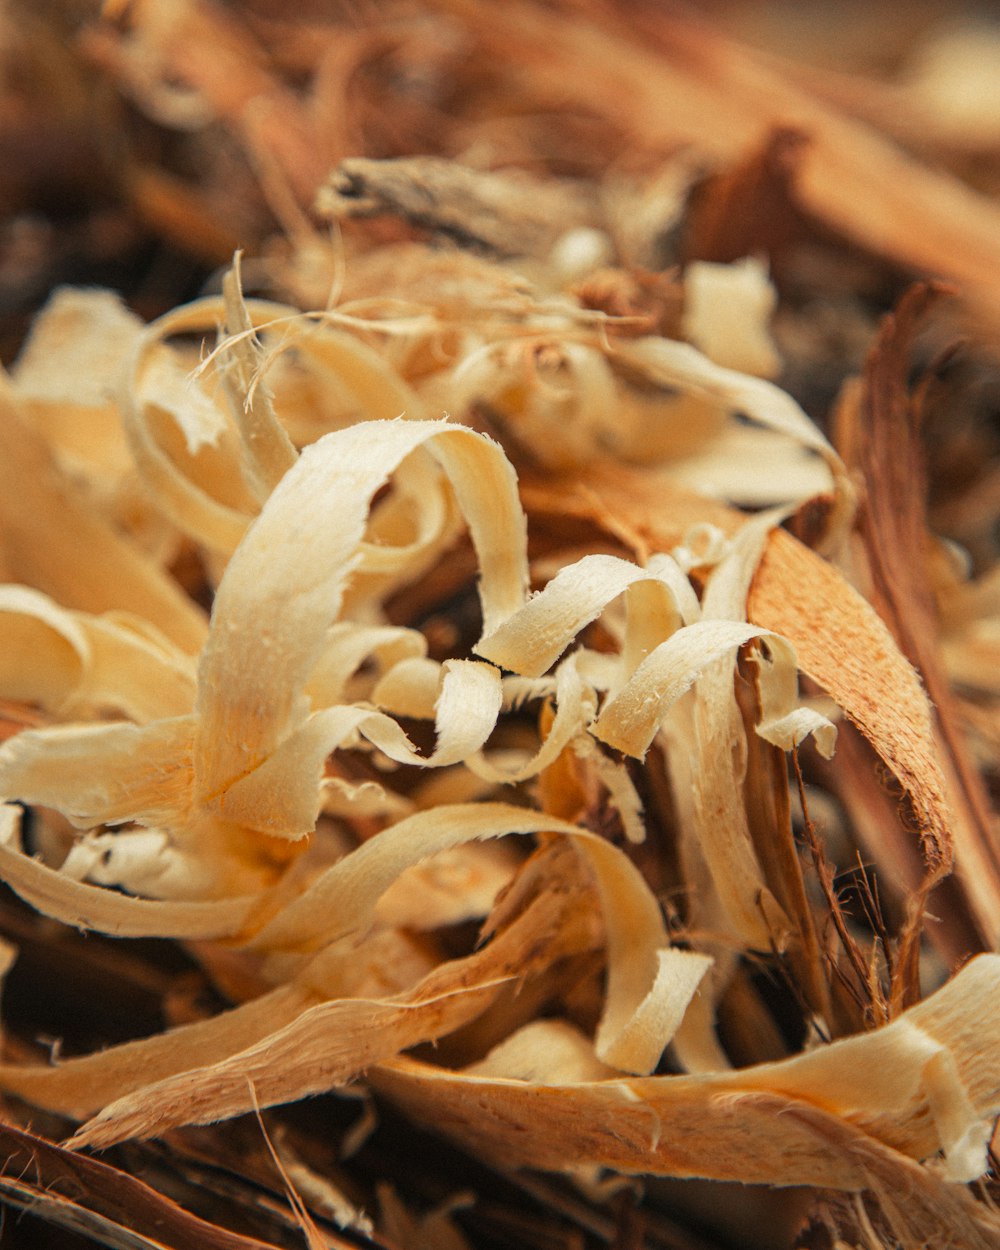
[{"x1": 1, "y1": 5, "x2": 999, "y2": 1249}]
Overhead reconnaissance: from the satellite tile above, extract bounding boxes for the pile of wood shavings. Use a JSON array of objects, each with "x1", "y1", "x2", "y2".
[{"x1": 0, "y1": 4, "x2": 999, "y2": 1250}]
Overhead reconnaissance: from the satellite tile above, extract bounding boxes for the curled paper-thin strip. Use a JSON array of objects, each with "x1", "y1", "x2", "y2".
[
  {"x1": 371, "y1": 954, "x2": 1000, "y2": 1192},
  {"x1": 593, "y1": 620, "x2": 835, "y2": 761},
  {"x1": 0, "y1": 235, "x2": 997, "y2": 1250},
  {"x1": 0, "y1": 586, "x2": 196, "y2": 723},
  {"x1": 0, "y1": 807, "x2": 262, "y2": 939},
  {"x1": 245, "y1": 801, "x2": 697, "y2": 1075},
  {"x1": 67, "y1": 880, "x2": 596, "y2": 1146},
  {"x1": 614, "y1": 336, "x2": 851, "y2": 523},
  {"x1": 0, "y1": 382, "x2": 208, "y2": 652},
  {"x1": 194, "y1": 419, "x2": 528, "y2": 836},
  {"x1": 476, "y1": 552, "x2": 699, "y2": 679},
  {"x1": 0, "y1": 800, "x2": 705, "y2": 1142}
]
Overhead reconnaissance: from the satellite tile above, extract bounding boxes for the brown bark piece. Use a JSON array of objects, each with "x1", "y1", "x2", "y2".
[
  {"x1": 834, "y1": 284, "x2": 1000, "y2": 959},
  {"x1": 318, "y1": 157, "x2": 597, "y2": 260}
]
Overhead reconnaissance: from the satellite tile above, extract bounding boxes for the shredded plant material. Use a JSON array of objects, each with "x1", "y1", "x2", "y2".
[{"x1": 0, "y1": 4, "x2": 999, "y2": 1250}]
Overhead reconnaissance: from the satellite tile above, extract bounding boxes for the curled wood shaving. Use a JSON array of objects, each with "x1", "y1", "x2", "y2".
[
  {"x1": 14, "y1": 6, "x2": 1000, "y2": 1244},
  {"x1": 548, "y1": 460, "x2": 961, "y2": 948},
  {"x1": 0, "y1": 237, "x2": 994, "y2": 1250},
  {"x1": 0, "y1": 378, "x2": 206, "y2": 652},
  {"x1": 680, "y1": 257, "x2": 780, "y2": 378},
  {"x1": 372, "y1": 952, "x2": 1000, "y2": 1190}
]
